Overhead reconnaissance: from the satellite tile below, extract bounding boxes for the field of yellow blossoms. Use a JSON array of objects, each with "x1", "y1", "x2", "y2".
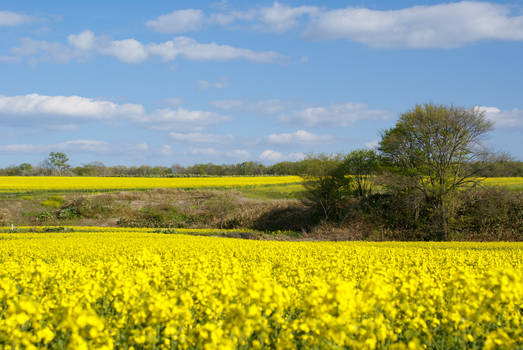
[
  {"x1": 1, "y1": 176, "x2": 522, "y2": 193},
  {"x1": 0, "y1": 176, "x2": 303, "y2": 193},
  {"x1": 0, "y1": 228, "x2": 521, "y2": 349}
]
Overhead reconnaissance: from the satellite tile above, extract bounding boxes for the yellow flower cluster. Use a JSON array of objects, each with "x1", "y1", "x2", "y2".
[
  {"x1": 0, "y1": 230, "x2": 521, "y2": 349},
  {"x1": 0, "y1": 176, "x2": 303, "y2": 192}
]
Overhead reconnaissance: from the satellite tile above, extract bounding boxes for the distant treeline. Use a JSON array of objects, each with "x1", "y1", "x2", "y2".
[{"x1": 1, "y1": 157, "x2": 522, "y2": 177}]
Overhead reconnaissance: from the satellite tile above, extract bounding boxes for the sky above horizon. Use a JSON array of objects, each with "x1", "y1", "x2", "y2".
[{"x1": 1, "y1": 0, "x2": 523, "y2": 167}]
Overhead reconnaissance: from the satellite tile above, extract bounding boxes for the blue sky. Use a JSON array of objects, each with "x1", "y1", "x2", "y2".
[{"x1": 1, "y1": 0, "x2": 522, "y2": 166}]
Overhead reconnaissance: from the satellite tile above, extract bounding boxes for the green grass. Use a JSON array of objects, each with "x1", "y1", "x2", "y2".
[{"x1": 235, "y1": 183, "x2": 306, "y2": 200}]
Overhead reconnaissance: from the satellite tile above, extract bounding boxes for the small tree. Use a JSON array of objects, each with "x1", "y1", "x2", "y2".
[
  {"x1": 18, "y1": 163, "x2": 33, "y2": 175},
  {"x1": 342, "y1": 149, "x2": 380, "y2": 197},
  {"x1": 301, "y1": 154, "x2": 352, "y2": 221},
  {"x1": 379, "y1": 103, "x2": 493, "y2": 239},
  {"x1": 48, "y1": 152, "x2": 71, "y2": 175}
]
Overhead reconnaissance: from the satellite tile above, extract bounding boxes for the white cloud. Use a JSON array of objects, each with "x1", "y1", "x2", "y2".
[
  {"x1": 148, "y1": 36, "x2": 284, "y2": 62},
  {"x1": 100, "y1": 39, "x2": 149, "y2": 63},
  {"x1": 281, "y1": 102, "x2": 390, "y2": 127},
  {"x1": 305, "y1": 2, "x2": 523, "y2": 48},
  {"x1": 0, "y1": 144, "x2": 45, "y2": 153},
  {"x1": 11, "y1": 38, "x2": 78, "y2": 64},
  {"x1": 0, "y1": 11, "x2": 33, "y2": 26},
  {"x1": 226, "y1": 149, "x2": 251, "y2": 159},
  {"x1": 259, "y1": 149, "x2": 305, "y2": 162},
  {"x1": 0, "y1": 93, "x2": 230, "y2": 132},
  {"x1": 257, "y1": 2, "x2": 318, "y2": 33},
  {"x1": 197, "y1": 78, "x2": 228, "y2": 90},
  {"x1": 266, "y1": 129, "x2": 332, "y2": 144},
  {"x1": 9, "y1": 31, "x2": 284, "y2": 64},
  {"x1": 205, "y1": 2, "x2": 523, "y2": 48},
  {"x1": 209, "y1": 2, "x2": 317, "y2": 33},
  {"x1": 0, "y1": 93, "x2": 144, "y2": 120},
  {"x1": 10, "y1": 33, "x2": 149, "y2": 64},
  {"x1": 209, "y1": 11, "x2": 256, "y2": 25},
  {"x1": 477, "y1": 106, "x2": 523, "y2": 129},
  {"x1": 211, "y1": 98, "x2": 294, "y2": 114},
  {"x1": 190, "y1": 147, "x2": 219, "y2": 156},
  {"x1": 0, "y1": 140, "x2": 110, "y2": 154},
  {"x1": 169, "y1": 132, "x2": 234, "y2": 143},
  {"x1": 67, "y1": 30, "x2": 96, "y2": 50},
  {"x1": 146, "y1": 9, "x2": 204, "y2": 33}
]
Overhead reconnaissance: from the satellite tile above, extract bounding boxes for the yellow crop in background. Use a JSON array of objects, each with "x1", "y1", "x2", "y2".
[
  {"x1": 0, "y1": 176, "x2": 303, "y2": 192},
  {"x1": 0, "y1": 229, "x2": 521, "y2": 349}
]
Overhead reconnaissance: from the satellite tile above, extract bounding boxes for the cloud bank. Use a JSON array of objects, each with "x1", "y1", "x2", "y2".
[{"x1": 7, "y1": 30, "x2": 285, "y2": 64}]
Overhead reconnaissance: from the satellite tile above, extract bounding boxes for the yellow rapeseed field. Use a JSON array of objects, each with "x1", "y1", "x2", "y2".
[
  {"x1": 0, "y1": 229, "x2": 521, "y2": 349},
  {"x1": 0, "y1": 176, "x2": 303, "y2": 192},
  {"x1": 1, "y1": 176, "x2": 521, "y2": 194}
]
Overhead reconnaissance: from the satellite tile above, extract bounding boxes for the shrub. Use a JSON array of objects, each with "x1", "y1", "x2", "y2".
[{"x1": 450, "y1": 187, "x2": 523, "y2": 240}]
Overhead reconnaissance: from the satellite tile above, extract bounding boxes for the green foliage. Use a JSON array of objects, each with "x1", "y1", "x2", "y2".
[
  {"x1": 118, "y1": 204, "x2": 196, "y2": 228},
  {"x1": 379, "y1": 103, "x2": 493, "y2": 239},
  {"x1": 48, "y1": 152, "x2": 71, "y2": 175},
  {"x1": 342, "y1": 149, "x2": 381, "y2": 197},
  {"x1": 301, "y1": 154, "x2": 353, "y2": 221}
]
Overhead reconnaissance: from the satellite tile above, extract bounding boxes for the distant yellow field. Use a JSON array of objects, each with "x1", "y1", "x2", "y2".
[
  {"x1": 0, "y1": 176, "x2": 303, "y2": 192},
  {"x1": 0, "y1": 176, "x2": 521, "y2": 193},
  {"x1": 481, "y1": 177, "x2": 523, "y2": 190}
]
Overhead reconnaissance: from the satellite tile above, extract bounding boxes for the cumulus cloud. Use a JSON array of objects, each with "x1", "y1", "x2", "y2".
[
  {"x1": 0, "y1": 93, "x2": 144, "y2": 121},
  {"x1": 8, "y1": 31, "x2": 284, "y2": 64},
  {"x1": 281, "y1": 103, "x2": 391, "y2": 127},
  {"x1": 266, "y1": 130, "x2": 332, "y2": 144},
  {"x1": 11, "y1": 38, "x2": 79, "y2": 64},
  {"x1": 209, "y1": 11, "x2": 257, "y2": 25},
  {"x1": 256, "y1": 2, "x2": 318, "y2": 33},
  {"x1": 148, "y1": 36, "x2": 284, "y2": 62},
  {"x1": 0, "y1": 11, "x2": 33, "y2": 26},
  {"x1": 477, "y1": 106, "x2": 523, "y2": 129},
  {"x1": 146, "y1": 9, "x2": 204, "y2": 33},
  {"x1": 169, "y1": 2, "x2": 523, "y2": 48},
  {"x1": 67, "y1": 30, "x2": 96, "y2": 50},
  {"x1": 305, "y1": 2, "x2": 523, "y2": 48},
  {"x1": 169, "y1": 132, "x2": 234, "y2": 143},
  {"x1": 100, "y1": 39, "x2": 149, "y2": 63},
  {"x1": 259, "y1": 149, "x2": 305, "y2": 162},
  {"x1": 208, "y1": 2, "x2": 318, "y2": 33},
  {"x1": 0, "y1": 93, "x2": 231, "y2": 132},
  {"x1": 0, "y1": 140, "x2": 110, "y2": 154}
]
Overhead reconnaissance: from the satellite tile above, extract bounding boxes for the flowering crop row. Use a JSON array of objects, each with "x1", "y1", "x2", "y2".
[
  {"x1": 0, "y1": 230, "x2": 521, "y2": 349},
  {"x1": 0, "y1": 176, "x2": 303, "y2": 192}
]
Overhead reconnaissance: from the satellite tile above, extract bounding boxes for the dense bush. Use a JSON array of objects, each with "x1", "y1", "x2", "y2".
[
  {"x1": 450, "y1": 188, "x2": 523, "y2": 240},
  {"x1": 357, "y1": 187, "x2": 522, "y2": 241}
]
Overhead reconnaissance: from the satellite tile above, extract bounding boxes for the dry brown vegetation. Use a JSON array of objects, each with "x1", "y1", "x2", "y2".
[{"x1": 1, "y1": 189, "x2": 316, "y2": 233}]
